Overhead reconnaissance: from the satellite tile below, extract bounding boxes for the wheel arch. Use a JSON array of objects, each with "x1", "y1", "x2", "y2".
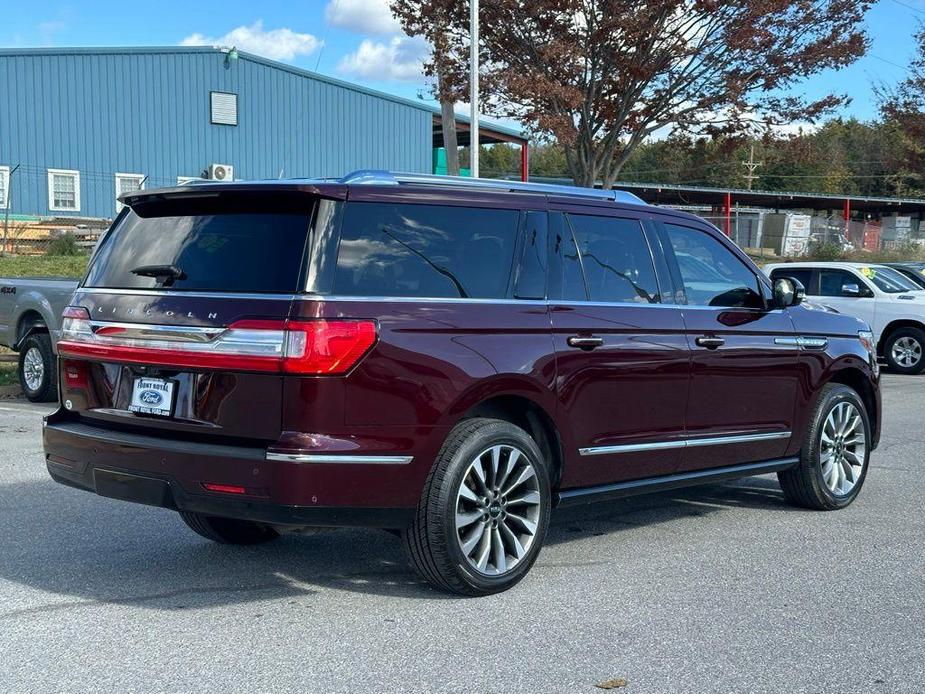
[
  {"x1": 15, "y1": 309, "x2": 49, "y2": 348},
  {"x1": 443, "y1": 379, "x2": 567, "y2": 490},
  {"x1": 825, "y1": 365, "x2": 880, "y2": 447}
]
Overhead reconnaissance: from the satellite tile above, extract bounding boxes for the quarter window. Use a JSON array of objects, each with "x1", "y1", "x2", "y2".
[
  {"x1": 664, "y1": 223, "x2": 763, "y2": 308},
  {"x1": 115, "y1": 173, "x2": 145, "y2": 213},
  {"x1": 0, "y1": 166, "x2": 9, "y2": 209},
  {"x1": 47, "y1": 169, "x2": 80, "y2": 212},
  {"x1": 565, "y1": 214, "x2": 659, "y2": 303},
  {"x1": 334, "y1": 203, "x2": 520, "y2": 299}
]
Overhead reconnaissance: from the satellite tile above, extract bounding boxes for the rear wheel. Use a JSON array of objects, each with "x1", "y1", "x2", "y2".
[
  {"x1": 18, "y1": 332, "x2": 58, "y2": 402},
  {"x1": 179, "y1": 511, "x2": 281, "y2": 545},
  {"x1": 884, "y1": 327, "x2": 925, "y2": 374},
  {"x1": 404, "y1": 417, "x2": 551, "y2": 596},
  {"x1": 778, "y1": 383, "x2": 871, "y2": 510}
]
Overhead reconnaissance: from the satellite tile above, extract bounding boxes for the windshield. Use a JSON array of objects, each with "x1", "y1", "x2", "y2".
[
  {"x1": 866, "y1": 266, "x2": 922, "y2": 294},
  {"x1": 84, "y1": 193, "x2": 314, "y2": 293}
]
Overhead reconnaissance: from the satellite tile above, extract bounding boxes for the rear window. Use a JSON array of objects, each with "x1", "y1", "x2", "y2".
[
  {"x1": 85, "y1": 193, "x2": 314, "y2": 293},
  {"x1": 333, "y1": 202, "x2": 519, "y2": 299}
]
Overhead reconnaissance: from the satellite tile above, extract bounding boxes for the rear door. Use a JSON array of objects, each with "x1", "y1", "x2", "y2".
[
  {"x1": 658, "y1": 220, "x2": 799, "y2": 472},
  {"x1": 548, "y1": 205, "x2": 690, "y2": 489},
  {"x1": 58, "y1": 188, "x2": 333, "y2": 443}
]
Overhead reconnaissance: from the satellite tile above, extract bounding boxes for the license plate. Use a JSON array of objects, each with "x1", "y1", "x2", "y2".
[{"x1": 128, "y1": 377, "x2": 176, "y2": 417}]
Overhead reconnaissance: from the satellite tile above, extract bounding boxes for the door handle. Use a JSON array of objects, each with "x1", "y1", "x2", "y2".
[
  {"x1": 567, "y1": 335, "x2": 604, "y2": 350},
  {"x1": 695, "y1": 336, "x2": 725, "y2": 349}
]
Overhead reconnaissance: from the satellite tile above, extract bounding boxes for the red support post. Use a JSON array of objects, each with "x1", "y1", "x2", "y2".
[
  {"x1": 520, "y1": 143, "x2": 529, "y2": 182},
  {"x1": 723, "y1": 192, "x2": 732, "y2": 237}
]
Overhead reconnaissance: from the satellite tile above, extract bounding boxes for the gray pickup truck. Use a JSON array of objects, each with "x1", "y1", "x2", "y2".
[{"x1": 0, "y1": 277, "x2": 79, "y2": 401}]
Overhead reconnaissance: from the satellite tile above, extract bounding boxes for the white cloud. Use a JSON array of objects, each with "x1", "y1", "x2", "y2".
[
  {"x1": 325, "y1": 0, "x2": 402, "y2": 35},
  {"x1": 337, "y1": 36, "x2": 429, "y2": 82},
  {"x1": 180, "y1": 20, "x2": 321, "y2": 62}
]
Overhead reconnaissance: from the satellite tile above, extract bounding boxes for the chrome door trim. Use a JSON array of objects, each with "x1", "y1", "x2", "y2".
[
  {"x1": 774, "y1": 336, "x2": 828, "y2": 350},
  {"x1": 265, "y1": 452, "x2": 414, "y2": 464},
  {"x1": 579, "y1": 430, "x2": 792, "y2": 457}
]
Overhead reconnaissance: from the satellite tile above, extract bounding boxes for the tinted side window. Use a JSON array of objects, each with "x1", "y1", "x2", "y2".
[
  {"x1": 334, "y1": 203, "x2": 519, "y2": 299},
  {"x1": 512, "y1": 211, "x2": 548, "y2": 300},
  {"x1": 819, "y1": 269, "x2": 862, "y2": 297},
  {"x1": 770, "y1": 268, "x2": 813, "y2": 292},
  {"x1": 664, "y1": 223, "x2": 763, "y2": 309},
  {"x1": 567, "y1": 214, "x2": 659, "y2": 303}
]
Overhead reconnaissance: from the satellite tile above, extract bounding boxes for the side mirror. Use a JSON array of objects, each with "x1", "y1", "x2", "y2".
[
  {"x1": 841, "y1": 283, "x2": 862, "y2": 297},
  {"x1": 773, "y1": 277, "x2": 805, "y2": 308}
]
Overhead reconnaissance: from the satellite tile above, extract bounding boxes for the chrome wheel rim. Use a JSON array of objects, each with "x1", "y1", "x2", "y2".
[
  {"x1": 22, "y1": 347, "x2": 45, "y2": 392},
  {"x1": 820, "y1": 402, "x2": 867, "y2": 496},
  {"x1": 891, "y1": 336, "x2": 922, "y2": 368},
  {"x1": 455, "y1": 444, "x2": 541, "y2": 576}
]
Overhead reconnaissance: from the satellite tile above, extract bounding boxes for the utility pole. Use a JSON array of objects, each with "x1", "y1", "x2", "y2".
[
  {"x1": 470, "y1": 0, "x2": 479, "y2": 178},
  {"x1": 742, "y1": 144, "x2": 762, "y2": 190},
  {"x1": 2, "y1": 164, "x2": 19, "y2": 256}
]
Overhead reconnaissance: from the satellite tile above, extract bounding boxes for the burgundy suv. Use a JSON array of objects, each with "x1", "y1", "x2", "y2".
[{"x1": 44, "y1": 172, "x2": 881, "y2": 595}]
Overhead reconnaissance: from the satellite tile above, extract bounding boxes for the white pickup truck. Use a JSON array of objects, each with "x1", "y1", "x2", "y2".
[
  {"x1": 0, "y1": 277, "x2": 79, "y2": 400},
  {"x1": 766, "y1": 261, "x2": 925, "y2": 374}
]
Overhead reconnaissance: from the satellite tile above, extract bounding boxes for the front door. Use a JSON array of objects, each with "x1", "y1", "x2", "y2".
[
  {"x1": 814, "y1": 268, "x2": 877, "y2": 329},
  {"x1": 659, "y1": 220, "x2": 800, "y2": 472},
  {"x1": 549, "y1": 209, "x2": 690, "y2": 489}
]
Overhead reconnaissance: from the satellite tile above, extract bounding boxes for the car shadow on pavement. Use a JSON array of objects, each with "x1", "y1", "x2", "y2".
[{"x1": 0, "y1": 475, "x2": 795, "y2": 607}]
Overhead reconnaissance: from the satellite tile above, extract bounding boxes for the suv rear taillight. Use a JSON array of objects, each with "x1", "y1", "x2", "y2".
[{"x1": 57, "y1": 306, "x2": 377, "y2": 375}]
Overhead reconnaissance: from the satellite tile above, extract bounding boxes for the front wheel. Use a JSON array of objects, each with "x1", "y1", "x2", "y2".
[
  {"x1": 404, "y1": 418, "x2": 551, "y2": 596},
  {"x1": 778, "y1": 383, "x2": 871, "y2": 510},
  {"x1": 884, "y1": 327, "x2": 925, "y2": 374}
]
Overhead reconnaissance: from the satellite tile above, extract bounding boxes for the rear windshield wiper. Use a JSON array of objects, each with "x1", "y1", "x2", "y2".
[{"x1": 130, "y1": 264, "x2": 187, "y2": 287}]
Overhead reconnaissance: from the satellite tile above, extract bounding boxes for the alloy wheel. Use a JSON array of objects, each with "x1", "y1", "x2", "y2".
[
  {"x1": 891, "y1": 336, "x2": 922, "y2": 368},
  {"x1": 22, "y1": 347, "x2": 45, "y2": 392},
  {"x1": 819, "y1": 401, "x2": 867, "y2": 496},
  {"x1": 455, "y1": 444, "x2": 542, "y2": 576}
]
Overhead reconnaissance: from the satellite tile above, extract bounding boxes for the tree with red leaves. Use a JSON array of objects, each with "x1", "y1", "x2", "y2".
[{"x1": 423, "y1": 0, "x2": 870, "y2": 188}]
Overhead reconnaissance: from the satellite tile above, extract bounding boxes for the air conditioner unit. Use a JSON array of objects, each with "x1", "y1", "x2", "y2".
[{"x1": 208, "y1": 163, "x2": 234, "y2": 181}]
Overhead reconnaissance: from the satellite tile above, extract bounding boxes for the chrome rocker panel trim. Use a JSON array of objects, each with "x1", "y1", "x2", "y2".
[{"x1": 579, "y1": 430, "x2": 792, "y2": 457}]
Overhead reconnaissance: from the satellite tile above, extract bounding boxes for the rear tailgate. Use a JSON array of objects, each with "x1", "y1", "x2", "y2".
[{"x1": 54, "y1": 187, "x2": 333, "y2": 444}]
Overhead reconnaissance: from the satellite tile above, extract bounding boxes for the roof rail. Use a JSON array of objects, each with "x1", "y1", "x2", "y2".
[{"x1": 339, "y1": 170, "x2": 647, "y2": 205}]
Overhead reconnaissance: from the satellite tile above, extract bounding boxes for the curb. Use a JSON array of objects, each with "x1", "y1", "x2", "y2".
[{"x1": 0, "y1": 385, "x2": 23, "y2": 398}]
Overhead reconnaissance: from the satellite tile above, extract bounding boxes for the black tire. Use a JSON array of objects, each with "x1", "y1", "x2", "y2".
[
  {"x1": 179, "y1": 511, "x2": 281, "y2": 545},
  {"x1": 404, "y1": 417, "x2": 552, "y2": 596},
  {"x1": 18, "y1": 332, "x2": 58, "y2": 403},
  {"x1": 883, "y1": 327, "x2": 925, "y2": 375},
  {"x1": 778, "y1": 383, "x2": 871, "y2": 510}
]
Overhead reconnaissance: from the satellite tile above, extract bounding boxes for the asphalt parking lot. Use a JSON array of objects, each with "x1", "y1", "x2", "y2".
[{"x1": 1, "y1": 375, "x2": 923, "y2": 694}]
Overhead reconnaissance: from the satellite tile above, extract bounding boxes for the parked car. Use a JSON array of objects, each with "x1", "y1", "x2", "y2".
[
  {"x1": 765, "y1": 261, "x2": 925, "y2": 374},
  {"x1": 0, "y1": 276, "x2": 79, "y2": 400},
  {"x1": 883, "y1": 262, "x2": 925, "y2": 290},
  {"x1": 44, "y1": 172, "x2": 881, "y2": 596}
]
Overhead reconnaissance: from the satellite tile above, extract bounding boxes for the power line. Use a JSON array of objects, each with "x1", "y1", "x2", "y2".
[{"x1": 889, "y1": 0, "x2": 925, "y2": 17}]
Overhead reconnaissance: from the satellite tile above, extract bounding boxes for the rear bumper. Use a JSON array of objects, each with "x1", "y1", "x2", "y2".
[{"x1": 43, "y1": 415, "x2": 417, "y2": 529}]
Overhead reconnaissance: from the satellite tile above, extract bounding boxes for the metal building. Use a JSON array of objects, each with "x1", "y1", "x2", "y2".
[{"x1": 0, "y1": 46, "x2": 527, "y2": 221}]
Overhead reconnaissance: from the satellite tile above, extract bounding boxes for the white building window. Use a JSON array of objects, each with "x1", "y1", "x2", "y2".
[
  {"x1": 47, "y1": 169, "x2": 81, "y2": 212},
  {"x1": 0, "y1": 166, "x2": 9, "y2": 210},
  {"x1": 115, "y1": 173, "x2": 145, "y2": 213}
]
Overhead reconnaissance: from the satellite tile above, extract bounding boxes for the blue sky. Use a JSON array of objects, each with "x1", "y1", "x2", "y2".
[{"x1": 1, "y1": 0, "x2": 923, "y2": 126}]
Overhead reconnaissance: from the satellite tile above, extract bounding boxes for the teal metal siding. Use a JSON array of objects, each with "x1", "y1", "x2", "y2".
[{"x1": 0, "y1": 48, "x2": 433, "y2": 219}]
